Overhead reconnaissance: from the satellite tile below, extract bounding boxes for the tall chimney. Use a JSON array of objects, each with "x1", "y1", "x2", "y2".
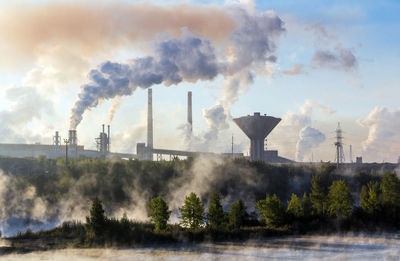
[
  {"x1": 147, "y1": 88, "x2": 153, "y2": 149},
  {"x1": 188, "y1": 91, "x2": 192, "y2": 133},
  {"x1": 107, "y1": 125, "x2": 110, "y2": 152}
]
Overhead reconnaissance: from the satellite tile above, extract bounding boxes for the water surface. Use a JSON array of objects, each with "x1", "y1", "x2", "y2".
[{"x1": 3, "y1": 234, "x2": 400, "y2": 260}]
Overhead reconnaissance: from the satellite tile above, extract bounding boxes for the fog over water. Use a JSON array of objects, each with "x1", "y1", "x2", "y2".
[{"x1": 3, "y1": 234, "x2": 400, "y2": 260}]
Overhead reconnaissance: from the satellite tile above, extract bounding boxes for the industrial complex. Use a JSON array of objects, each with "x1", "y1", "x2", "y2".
[{"x1": 0, "y1": 88, "x2": 293, "y2": 163}]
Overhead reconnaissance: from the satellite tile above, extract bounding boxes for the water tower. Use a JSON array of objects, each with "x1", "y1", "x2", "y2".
[{"x1": 233, "y1": 112, "x2": 281, "y2": 161}]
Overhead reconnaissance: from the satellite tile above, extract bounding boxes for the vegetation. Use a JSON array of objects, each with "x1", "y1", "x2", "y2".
[
  {"x1": 256, "y1": 194, "x2": 286, "y2": 227},
  {"x1": 228, "y1": 200, "x2": 246, "y2": 231},
  {"x1": 148, "y1": 197, "x2": 171, "y2": 232},
  {"x1": 179, "y1": 192, "x2": 205, "y2": 230},
  {"x1": 207, "y1": 191, "x2": 226, "y2": 230},
  {"x1": 1, "y1": 156, "x2": 400, "y2": 250}
]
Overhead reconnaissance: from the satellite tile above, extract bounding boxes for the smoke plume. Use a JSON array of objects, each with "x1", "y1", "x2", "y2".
[
  {"x1": 70, "y1": 30, "x2": 219, "y2": 129},
  {"x1": 295, "y1": 126, "x2": 326, "y2": 162},
  {"x1": 108, "y1": 97, "x2": 121, "y2": 123},
  {"x1": 358, "y1": 106, "x2": 400, "y2": 163},
  {"x1": 181, "y1": 7, "x2": 285, "y2": 150},
  {"x1": 0, "y1": 2, "x2": 235, "y2": 69}
]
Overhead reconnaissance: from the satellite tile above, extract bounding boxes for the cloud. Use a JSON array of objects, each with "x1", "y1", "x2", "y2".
[
  {"x1": 22, "y1": 46, "x2": 90, "y2": 92},
  {"x1": 0, "y1": 2, "x2": 236, "y2": 69},
  {"x1": 283, "y1": 64, "x2": 303, "y2": 75},
  {"x1": 358, "y1": 107, "x2": 400, "y2": 162},
  {"x1": 311, "y1": 48, "x2": 357, "y2": 71},
  {"x1": 0, "y1": 86, "x2": 54, "y2": 143}
]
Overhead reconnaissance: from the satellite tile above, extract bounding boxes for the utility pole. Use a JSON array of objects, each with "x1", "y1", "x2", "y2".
[{"x1": 64, "y1": 138, "x2": 69, "y2": 168}]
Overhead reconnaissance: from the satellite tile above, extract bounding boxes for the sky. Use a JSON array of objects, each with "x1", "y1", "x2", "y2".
[{"x1": 0, "y1": 0, "x2": 399, "y2": 163}]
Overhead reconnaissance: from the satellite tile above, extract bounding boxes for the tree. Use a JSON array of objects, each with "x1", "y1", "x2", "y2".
[
  {"x1": 228, "y1": 200, "x2": 246, "y2": 231},
  {"x1": 207, "y1": 191, "x2": 226, "y2": 230},
  {"x1": 148, "y1": 197, "x2": 171, "y2": 232},
  {"x1": 287, "y1": 194, "x2": 302, "y2": 218},
  {"x1": 380, "y1": 172, "x2": 400, "y2": 208},
  {"x1": 256, "y1": 194, "x2": 286, "y2": 227},
  {"x1": 380, "y1": 172, "x2": 400, "y2": 221},
  {"x1": 310, "y1": 174, "x2": 326, "y2": 216},
  {"x1": 86, "y1": 197, "x2": 107, "y2": 239},
  {"x1": 360, "y1": 181, "x2": 381, "y2": 215},
  {"x1": 179, "y1": 192, "x2": 205, "y2": 230},
  {"x1": 327, "y1": 180, "x2": 354, "y2": 218},
  {"x1": 301, "y1": 193, "x2": 313, "y2": 218}
]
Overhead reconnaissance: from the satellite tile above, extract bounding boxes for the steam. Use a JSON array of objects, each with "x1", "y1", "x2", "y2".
[
  {"x1": 180, "y1": 6, "x2": 285, "y2": 150},
  {"x1": 69, "y1": 4, "x2": 285, "y2": 132},
  {"x1": 108, "y1": 97, "x2": 121, "y2": 123},
  {"x1": 0, "y1": 2, "x2": 236, "y2": 69},
  {"x1": 295, "y1": 126, "x2": 326, "y2": 162},
  {"x1": 358, "y1": 106, "x2": 400, "y2": 162},
  {"x1": 275, "y1": 100, "x2": 333, "y2": 161},
  {"x1": 70, "y1": 30, "x2": 219, "y2": 129}
]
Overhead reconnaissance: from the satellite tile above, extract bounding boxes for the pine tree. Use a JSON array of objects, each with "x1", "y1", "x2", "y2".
[
  {"x1": 310, "y1": 174, "x2": 326, "y2": 216},
  {"x1": 179, "y1": 192, "x2": 205, "y2": 230},
  {"x1": 381, "y1": 172, "x2": 400, "y2": 208},
  {"x1": 148, "y1": 197, "x2": 171, "y2": 232},
  {"x1": 256, "y1": 194, "x2": 286, "y2": 227},
  {"x1": 360, "y1": 181, "x2": 381, "y2": 215},
  {"x1": 86, "y1": 197, "x2": 107, "y2": 239},
  {"x1": 327, "y1": 180, "x2": 354, "y2": 218},
  {"x1": 380, "y1": 172, "x2": 400, "y2": 222},
  {"x1": 207, "y1": 191, "x2": 226, "y2": 230},
  {"x1": 301, "y1": 193, "x2": 313, "y2": 218},
  {"x1": 228, "y1": 200, "x2": 246, "y2": 231},
  {"x1": 287, "y1": 193, "x2": 302, "y2": 218}
]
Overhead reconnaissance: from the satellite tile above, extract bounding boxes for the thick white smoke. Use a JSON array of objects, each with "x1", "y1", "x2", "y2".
[
  {"x1": 70, "y1": 30, "x2": 219, "y2": 129},
  {"x1": 295, "y1": 126, "x2": 326, "y2": 162},
  {"x1": 358, "y1": 106, "x2": 400, "y2": 162},
  {"x1": 70, "y1": 5, "x2": 285, "y2": 135},
  {"x1": 273, "y1": 100, "x2": 333, "y2": 161}
]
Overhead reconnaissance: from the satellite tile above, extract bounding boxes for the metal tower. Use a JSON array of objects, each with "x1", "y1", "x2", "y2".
[
  {"x1": 53, "y1": 131, "x2": 61, "y2": 148},
  {"x1": 334, "y1": 122, "x2": 345, "y2": 167}
]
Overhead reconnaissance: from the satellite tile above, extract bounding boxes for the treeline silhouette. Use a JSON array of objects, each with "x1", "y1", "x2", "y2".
[{"x1": 12, "y1": 167, "x2": 400, "y2": 247}]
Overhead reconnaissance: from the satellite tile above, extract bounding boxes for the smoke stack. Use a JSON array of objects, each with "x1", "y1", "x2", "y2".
[
  {"x1": 147, "y1": 88, "x2": 153, "y2": 149},
  {"x1": 68, "y1": 130, "x2": 77, "y2": 146},
  {"x1": 107, "y1": 125, "x2": 110, "y2": 152},
  {"x1": 188, "y1": 91, "x2": 192, "y2": 133}
]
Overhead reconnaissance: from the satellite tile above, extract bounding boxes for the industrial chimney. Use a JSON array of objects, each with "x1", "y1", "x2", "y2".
[
  {"x1": 188, "y1": 91, "x2": 192, "y2": 133},
  {"x1": 68, "y1": 130, "x2": 77, "y2": 146},
  {"x1": 233, "y1": 112, "x2": 281, "y2": 161},
  {"x1": 147, "y1": 88, "x2": 153, "y2": 160}
]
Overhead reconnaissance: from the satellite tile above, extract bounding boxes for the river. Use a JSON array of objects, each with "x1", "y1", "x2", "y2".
[{"x1": 2, "y1": 234, "x2": 400, "y2": 260}]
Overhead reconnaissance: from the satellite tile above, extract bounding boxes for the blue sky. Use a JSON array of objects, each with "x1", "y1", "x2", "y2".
[{"x1": 0, "y1": 0, "x2": 399, "y2": 162}]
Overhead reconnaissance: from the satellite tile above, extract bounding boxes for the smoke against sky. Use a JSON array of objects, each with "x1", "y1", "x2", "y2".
[
  {"x1": 358, "y1": 107, "x2": 400, "y2": 162},
  {"x1": 0, "y1": 0, "x2": 398, "y2": 162}
]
